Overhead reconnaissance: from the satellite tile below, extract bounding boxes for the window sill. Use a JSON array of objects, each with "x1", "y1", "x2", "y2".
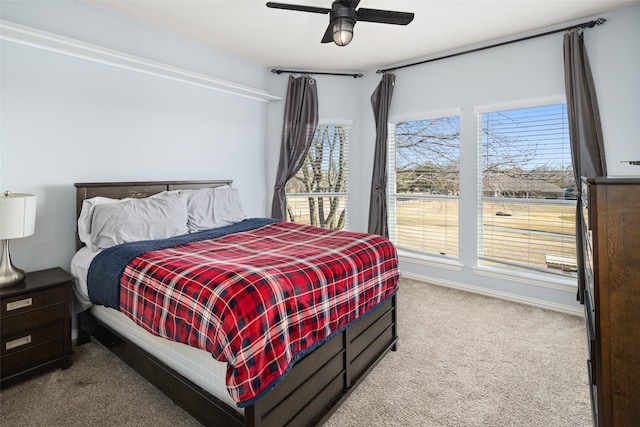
[
  {"x1": 472, "y1": 265, "x2": 577, "y2": 293},
  {"x1": 397, "y1": 249, "x2": 464, "y2": 272}
]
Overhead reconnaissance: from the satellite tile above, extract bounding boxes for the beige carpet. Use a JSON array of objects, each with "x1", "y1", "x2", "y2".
[{"x1": 0, "y1": 278, "x2": 591, "y2": 426}]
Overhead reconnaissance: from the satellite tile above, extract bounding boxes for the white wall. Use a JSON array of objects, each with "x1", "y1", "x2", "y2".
[
  {"x1": 587, "y1": 7, "x2": 640, "y2": 175},
  {"x1": 0, "y1": 1, "x2": 275, "y2": 273}
]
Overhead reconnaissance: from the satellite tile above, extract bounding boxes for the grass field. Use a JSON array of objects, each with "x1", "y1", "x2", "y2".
[
  {"x1": 393, "y1": 198, "x2": 576, "y2": 270},
  {"x1": 286, "y1": 196, "x2": 347, "y2": 228},
  {"x1": 286, "y1": 196, "x2": 577, "y2": 271}
]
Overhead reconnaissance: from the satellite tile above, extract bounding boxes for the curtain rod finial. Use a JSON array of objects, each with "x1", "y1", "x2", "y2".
[{"x1": 595, "y1": 18, "x2": 606, "y2": 25}]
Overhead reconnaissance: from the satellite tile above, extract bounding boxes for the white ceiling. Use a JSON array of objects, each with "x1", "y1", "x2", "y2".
[{"x1": 88, "y1": 0, "x2": 638, "y2": 72}]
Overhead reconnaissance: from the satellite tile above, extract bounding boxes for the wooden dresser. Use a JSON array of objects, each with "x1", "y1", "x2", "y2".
[{"x1": 581, "y1": 177, "x2": 640, "y2": 426}]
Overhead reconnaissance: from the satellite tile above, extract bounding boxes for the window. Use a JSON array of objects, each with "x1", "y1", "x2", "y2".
[
  {"x1": 285, "y1": 124, "x2": 349, "y2": 230},
  {"x1": 389, "y1": 115, "x2": 460, "y2": 257},
  {"x1": 478, "y1": 104, "x2": 576, "y2": 275}
]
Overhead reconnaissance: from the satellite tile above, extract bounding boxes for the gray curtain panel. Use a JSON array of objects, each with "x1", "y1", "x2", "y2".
[
  {"x1": 564, "y1": 28, "x2": 607, "y2": 178},
  {"x1": 368, "y1": 73, "x2": 395, "y2": 237},
  {"x1": 271, "y1": 75, "x2": 319, "y2": 219},
  {"x1": 563, "y1": 28, "x2": 607, "y2": 303}
]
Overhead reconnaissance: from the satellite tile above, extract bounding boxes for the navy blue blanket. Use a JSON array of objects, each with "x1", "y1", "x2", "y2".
[{"x1": 87, "y1": 217, "x2": 279, "y2": 309}]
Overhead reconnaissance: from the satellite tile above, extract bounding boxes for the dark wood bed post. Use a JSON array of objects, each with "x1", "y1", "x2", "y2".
[{"x1": 73, "y1": 180, "x2": 399, "y2": 427}]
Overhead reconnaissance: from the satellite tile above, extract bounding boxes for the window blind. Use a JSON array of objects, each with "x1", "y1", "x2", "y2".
[
  {"x1": 478, "y1": 104, "x2": 576, "y2": 275},
  {"x1": 388, "y1": 115, "x2": 460, "y2": 258}
]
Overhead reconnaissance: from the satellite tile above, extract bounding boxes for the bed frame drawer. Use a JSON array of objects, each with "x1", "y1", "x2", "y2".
[
  {"x1": 257, "y1": 331, "x2": 344, "y2": 412},
  {"x1": 248, "y1": 296, "x2": 398, "y2": 427},
  {"x1": 260, "y1": 348, "x2": 345, "y2": 426}
]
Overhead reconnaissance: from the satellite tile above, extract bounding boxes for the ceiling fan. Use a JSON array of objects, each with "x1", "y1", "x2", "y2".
[{"x1": 266, "y1": 1, "x2": 415, "y2": 47}]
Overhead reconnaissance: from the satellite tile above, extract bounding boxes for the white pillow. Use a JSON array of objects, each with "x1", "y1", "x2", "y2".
[
  {"x1": 77, "y1": 196, "x2": 132, "y2": 245},
  {"x1": 78, "y1": 191, "x2": 179, "y2": 244},
  {"x1": 211, "y1": 187, "x2": 246, "y2": 228},
  {"x1": 89, "y1": 192, "x2": 188, "y2": 251},
  {"x1": 184, "y1": 186, "x2": 246, "y2": 232},
  {"x1": 185, "y1": 188, "x2": 217, "y2": 232}
]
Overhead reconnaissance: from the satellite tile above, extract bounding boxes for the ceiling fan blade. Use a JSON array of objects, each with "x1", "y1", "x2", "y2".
[
  {"x1": 266, "y1": 2, "x2": 330, "y2": 14},
  {"x1": 356, "y1": 8, "x2": 415, "y2": 25},
  {"x1": 321, "y1": 23, "x2": 334, "y2": 43}
]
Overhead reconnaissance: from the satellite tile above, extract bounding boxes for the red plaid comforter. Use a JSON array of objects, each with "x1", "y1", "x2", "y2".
[{"x1": 118, "y1": 221, "x2": 399, "y2": 406}]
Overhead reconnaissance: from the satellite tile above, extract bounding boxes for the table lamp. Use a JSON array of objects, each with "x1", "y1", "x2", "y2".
[{"x1": 0, "y1": 191, "x2": 36, "y2": 287}]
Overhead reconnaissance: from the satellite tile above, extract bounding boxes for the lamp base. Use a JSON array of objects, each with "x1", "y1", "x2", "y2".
[{"x1": 0, "y1": 239, "x2": 27, "y2": 288}]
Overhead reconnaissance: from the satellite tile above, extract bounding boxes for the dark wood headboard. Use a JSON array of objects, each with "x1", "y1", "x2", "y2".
[{"x1": 74, "y1": 180, "x2": 232, "y2": 250}]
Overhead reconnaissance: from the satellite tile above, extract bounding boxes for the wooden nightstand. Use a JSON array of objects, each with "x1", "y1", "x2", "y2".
[{"x1": 0, "y1": 267, "x2": 73, "y2": 388}]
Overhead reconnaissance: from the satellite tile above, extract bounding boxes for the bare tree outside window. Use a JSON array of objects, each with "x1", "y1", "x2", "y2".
[
  {"x1": 480, "y1": 106, "x2": 576, "y2": 200},
  {"x1": 395, "y1": 116, "x2": 460, "y2": 196},
  {"x1": 285, "y1": 124, "x2": 348, "y2": 230}
]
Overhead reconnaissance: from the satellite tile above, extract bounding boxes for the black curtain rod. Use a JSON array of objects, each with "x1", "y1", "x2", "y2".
[
  {"x1": 377, "y1": 17, "x2": 606, "y2": 74},
  {"x1": 271, "y1": 68, "x2": 363, "y2": 78}
]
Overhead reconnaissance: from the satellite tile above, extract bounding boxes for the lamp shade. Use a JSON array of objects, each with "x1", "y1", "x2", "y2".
[{"x1": 0, "y1": 192, "x2": 36, "y2": 240}]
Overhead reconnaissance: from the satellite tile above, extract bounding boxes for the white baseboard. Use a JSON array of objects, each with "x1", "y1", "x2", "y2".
[{"x1": 400, "y1": 271, "x2": 584, "y2": 317}]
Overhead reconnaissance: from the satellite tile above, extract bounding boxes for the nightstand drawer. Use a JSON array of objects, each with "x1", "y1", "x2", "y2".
[
  {"x1": 1, "y1": 322, "x2": 64, "y2": 356},
  {"x1": 1, "y1": 302, "x2": 67, "y2": 335},
  {"x1": 0, "y1": 339, "x2": 64, "y2": 377},
  {"x1": 1, "y1": 286, "x2": 65, "y2": 318}
]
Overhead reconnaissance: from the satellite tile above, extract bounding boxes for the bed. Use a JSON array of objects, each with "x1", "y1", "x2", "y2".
[{"x1": 72, "y1": 180, "x2": 399, "y2": 427}]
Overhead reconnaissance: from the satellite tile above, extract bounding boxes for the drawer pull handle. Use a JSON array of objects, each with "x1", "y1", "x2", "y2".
[
  {"x1": 6, "y1": 298, "x2": 33, "y2": 311},
  {"x1": 6, "y1": 335, "x2": 32, "y2": 350}
]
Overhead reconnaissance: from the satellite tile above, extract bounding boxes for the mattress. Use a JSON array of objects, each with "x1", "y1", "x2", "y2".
[{"x1": 71, "y1": 248, "x2": 241, "y2": 414}]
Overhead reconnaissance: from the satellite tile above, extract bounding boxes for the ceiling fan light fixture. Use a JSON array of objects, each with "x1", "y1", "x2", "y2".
[
  {"x1": 332, "y1": 17, "x2": 354, "y2": 46},
  {"x1": 266, "y1": 1, "x2": 415, "y2": 46}
]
